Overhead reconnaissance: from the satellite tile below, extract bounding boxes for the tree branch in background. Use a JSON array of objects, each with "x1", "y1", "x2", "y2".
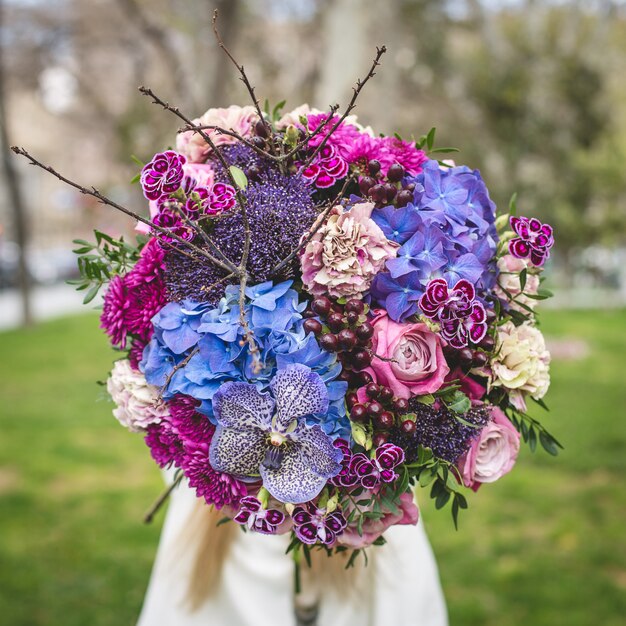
[{"x1": 0, "y1": 0, "x2": 32, "y2": 327}]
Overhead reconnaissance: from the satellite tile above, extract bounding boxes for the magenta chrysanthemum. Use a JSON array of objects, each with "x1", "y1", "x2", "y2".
[
  {"x1": 382, "y1": 137, "x2": 427, "y2": 176},
  {"x1": 100, "y1": 275, "x2": 129, "y2": 349}
]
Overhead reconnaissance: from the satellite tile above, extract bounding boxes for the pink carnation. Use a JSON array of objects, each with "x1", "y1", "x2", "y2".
[
  {"x1": 306, "y1": 112, "x2": 365, "y2": 161},
  {"x1": 176, "y1": 105, "x2": 258, "y2": 163},
  {"x1": 363, "y1": 309, "x2": 450, "y2": 400},
  {"x1": 382, "y1": 136, "x2": 427, "y2": 176},
  {"x1": 300, "y1": 202, "x2": 398, "y2": 298},
  {"x1": 458, "y1": 406, "x2": 521, "y2": 492},
  {"x1": 339, "y1": 492, "x2": 419, "y2": 549}
]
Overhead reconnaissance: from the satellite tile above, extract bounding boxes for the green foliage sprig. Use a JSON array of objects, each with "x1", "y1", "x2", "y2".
[{"x1": 69, "y1": 230, "x2": 146, "y2": 304}]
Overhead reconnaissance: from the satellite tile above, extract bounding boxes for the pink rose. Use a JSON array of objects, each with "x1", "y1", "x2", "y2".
[
  {"x1": 365, "y1": 310, "x2": 449, "y2": 400},
  {"x1": 338, "y1": 492, "x2": 419, "y2": 549},
  {"x1": 458, "y1": 406, "x2": 520, "y2": 491},
  {"x1": 176, "y1": 105, "x2": 258, "y2": 163}
]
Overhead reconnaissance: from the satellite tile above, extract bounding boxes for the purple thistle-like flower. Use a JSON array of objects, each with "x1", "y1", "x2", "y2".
[
  {"x1": 291, "y1": 502, "x2": 347, "y2": 545},
  {"x1": 233, "y1": 496, "x2": 285, "y2": 534},
  {"x1": 348, "y1": 443, "x2": 405, "y2": 490},
  {"x1": 392, "y1": 400, "x2": 491, "y2": 464},
  {"x1": 419, "y1": 278, "x2": 488, "y2": 349},
  {"x1": 302, "y1": 144, "x2": 349, "y2": 189},
  {"x1": 509, "y1": 216, "x2": 554, "y2": 266},
  {"x1": 141, "y1": 150, "x2": 187, "y2": 201},
  {"x1": 209, "y1": 364, "x2": 342, "y2": 504}
]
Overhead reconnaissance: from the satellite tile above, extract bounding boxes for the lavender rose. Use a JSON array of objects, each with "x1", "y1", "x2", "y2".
[
  {"x1": 106, "y1": 359, "x2": 169, "y2": 432},
  {"x1": 176, "y1": 105, "x2": 258, "y2": 163},
  {"x1": 459, "y1": 406, "x2": 520, "y2": 491},
  {"x1": 300, "y1": 202, "x2": 398, "y2": 298},
  {"x1": 363, "y1": 309, "x2": 449, "y2": 400}
]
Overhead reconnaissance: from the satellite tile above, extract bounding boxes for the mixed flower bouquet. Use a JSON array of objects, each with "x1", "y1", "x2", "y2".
[{"x1": 14, "y1": 42, "x2": 560, "y2": 569}]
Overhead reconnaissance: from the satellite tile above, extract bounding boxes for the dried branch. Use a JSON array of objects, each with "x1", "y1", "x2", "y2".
[
  {"x1": 271, "y1": 173, "x2": 357, "y2": 278},
  {"x1": 303, "y1": 45, "x2": 387, "y2": 169},
  {"x1": 211, "y1": 9, "x2": 270, "y2": 145},
  {"x1": 160, "y1": 347, "x2": 199, "y2": 397},
  {"x1": 143, "y1": 472, "x2": 183, "y2": 524},
  {"x1": 139, "y1": 85, "x2": 261, "y2": 369},
  {"x1": 10, "y1": 146, "x2": 237, "y2": 276}
]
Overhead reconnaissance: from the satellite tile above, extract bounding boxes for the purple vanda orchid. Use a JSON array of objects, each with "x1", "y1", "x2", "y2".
[{"x1": 209, "y1": 364, "x2": 343, "y2": 504}]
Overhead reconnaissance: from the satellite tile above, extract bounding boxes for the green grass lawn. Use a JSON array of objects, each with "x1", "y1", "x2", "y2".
[{"x1": 1, "y1": 310, "x2": 625, "y2": 625}]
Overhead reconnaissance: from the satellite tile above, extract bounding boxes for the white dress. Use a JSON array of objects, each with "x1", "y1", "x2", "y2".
[{"x1": 137, "y1": 476, "x2": 448, "y2": 626}]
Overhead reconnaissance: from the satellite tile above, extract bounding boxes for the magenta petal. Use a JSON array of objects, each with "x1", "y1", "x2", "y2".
[
  {"x1": 509, "y1": 238, "x2": 530, "y2": 258},
  {"x1": 453, "y1": 279, "x2": 475, "y2": 301},
  {"x1": 468, "y1": 321, "x2": 487, "y2": 344},
  {"x1": 265, "y1": 510, "x2": 285, "y2": 525},
  {"x1": 469, "y1": 302, "x2": 486, "y2": 324}
]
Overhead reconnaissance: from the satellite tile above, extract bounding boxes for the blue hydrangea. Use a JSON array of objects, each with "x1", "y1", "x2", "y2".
[
  {"x1": 370, "y1": 159, "x2": 499, "y2": 321},
  {"x1": 140, "y1": 280, "x2": 349, "y2": 439}
]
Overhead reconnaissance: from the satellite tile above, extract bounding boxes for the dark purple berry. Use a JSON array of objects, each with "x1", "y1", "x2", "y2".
[
  {"x1": 338, "y1": 329, "x2": 357, "y2": 350},
  {"x1": 345, "y1": 299, "x2": 365, "y2": 314},
  {"x1": 365, "y1": 383, "x2": 380, "y2": 399},
  {"x1": 311, "y1": 296, "x2": 332, "y2": 317},
  {"x1": 255, "y1": 118, "x2": 270, "y2": 138},
  {"x1": 358, "y1": 176, "x2": 376, "y2": 195},
  {"x1": 251, "y1": 136, "x2": 266, "y2": 149},
  {"x1": 396, "y1": 189, "x2": 413, "y2": 208},
  {"x1": 387, "y1": 163, "x2": 405, "y2": 182},
  {"x1": 400, "y1": 419, "x2": 416, "y2": 434},
  {"x1": 373, "y1": 433, "x2": 389, "y2": 447},
  {"x1": 355, "y1": 322, "x2": 374, "y2": 341},
  {"x1": 480, "y1": 335, "x2": 495, "y2": 351},
  {"x1": 319, "y1": 334, "x2": 339, "y2": 352},
  {"x1": 302, "y1": 309, "x2": 317, "y2": 319},
  {"x1": 346, "y1": 310, "x2": 359, "y2": 325},
  {"x1": 377, "y1": 411, "x2": 395, "y2": 429},
  {"x1": 358, "y1": 371, "x2": 373, "y2": 386},
  {"x1": 303, "y1": 318, "x2": 323, "y2": 335},
  {"x1": 384, "y1": 183, "x2": 397, "y2": 202},
  {"x1": 485, "y1": 308, "x2": 497, "y2": 324},
  {"x1": 327, "y1": 312, "x2": 345, "y2": 333},
  {"x1": 346, "y1": 392, "x2": 359, "y2": 408},
  {"x1": 459, "y1": 348, "x2": 474, "y2": 364},
  {"x1": 366, "y1": 401, "x2": 383, "y2": 419},
  {"x1": 367, "y1": 160, "x2": 381, "y2": 176},
  {"x1": 393, "y1": 397, "x2": 409, "y2": 413},
  {"x1": 379, "y1": 387, "x2": 394, "y2": 403},
  {"x1": 369, "y1": 184, "x2": 386, "y2": 204},
  {"x1": 350, "y1": 404, "x2": 368, "y2": 423},
  {"x1": 473, "y1": 351, "x2": 488, "y2": 367},
  {"x1": 247, "y1": 165, "x2": 261, "y2": 181},
  {"x1": 351, "y1": 349, "x2": 372, "y2": 370}
]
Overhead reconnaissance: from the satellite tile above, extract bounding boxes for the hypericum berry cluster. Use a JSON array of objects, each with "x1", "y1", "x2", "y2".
[
  {"x1": 303, "y1": 296, "x2": 375, "y2": 375},
  {"x1": 346, "y1": 383, "x2": 415, "y2": 447},
  {"x1": 358, "y1": 160, "x2": 415, "y2": 208}
]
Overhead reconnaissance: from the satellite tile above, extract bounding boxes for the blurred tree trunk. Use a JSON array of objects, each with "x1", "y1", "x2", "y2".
[
  {"x1": 313, "y1": 0, "x2": 399, "y2": 133},
  {"x1": 0, "y1": 0, "x2": 32, "y2": 327}
]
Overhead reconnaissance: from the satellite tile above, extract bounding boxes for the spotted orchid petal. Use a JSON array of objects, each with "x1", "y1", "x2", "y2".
[
  {"x1": 270, "y1": 364, "x2": 329, "y2": 429},
  {"x1": 208, "y1": 425, "x2": 266, "y2": 480},
  {"x1": 212, "y1": 381, "x2": 275, "y2": 429}
]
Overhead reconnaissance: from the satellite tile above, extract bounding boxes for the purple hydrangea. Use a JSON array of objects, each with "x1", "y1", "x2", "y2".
[
  {"x1": 141, "y1": 150, "x2": 186, "y2": 201},
  {"x1": 419, "y1": 278, "x2": 488, "y2": 348},
  {"x1": 209, "y1": 364, "x2": 342, "y2": 503},
  {"x1": 291, "y1": 502, "x2": 347, "y2": 545},
  {"x1": 509, "y1": 216, "x2": 554, "y2": 266}
]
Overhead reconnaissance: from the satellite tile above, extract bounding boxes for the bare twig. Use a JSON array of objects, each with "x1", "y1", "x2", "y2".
[
  {"x1": 271, "y1": 173, "x2": 357, "y2": 277},
  {"x1": 139, "y1": 85, "x2": 261, "y2": 369},
  {"x1": 160, "y1": 347, "x2": 199, "y2": 397},
  {"x1": 211, "y1": 9, "x2": 270, "y2": 146},
  {"x1": 10, "y1": 146, "x2": 237, "y2": 276},
  {"x1": 303, "y1": 46, "x2": 387, "y2": 169},
  {"x1": 143, "y1": 473, "x2": 184, "y2": 524}
]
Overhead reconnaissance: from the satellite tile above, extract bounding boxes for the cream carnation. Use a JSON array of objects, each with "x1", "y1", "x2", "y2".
[
  {"x1": 300, "y1": 202, "x2": 398, "y2": 298},
  {"x1": 495, "y1": 254, "x2": 540, "y2": 312},
  {"x1": 491, "y1": 321, "x2": 551, "y2": 406},
  {"x1": 106, "y1": 359, "x2": 169, "y2": 433},
  {"x1": 176, "y1": 105, "x2": 258, "y2": 163}
]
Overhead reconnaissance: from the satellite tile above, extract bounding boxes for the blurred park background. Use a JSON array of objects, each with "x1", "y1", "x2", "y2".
[{"x1": 0, "y1": 0, "x2": 625, "y2": 624}]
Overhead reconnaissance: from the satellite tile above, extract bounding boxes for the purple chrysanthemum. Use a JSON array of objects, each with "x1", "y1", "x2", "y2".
[
  {"x1": 145, "y1": 421, "x2": 183, "y2": 467},
  {"x1": 125, "y1": 238, "x2": 166, "y2": 288},
  {"x1": 101, "y1": 275, "x2": 129, "y2": 349},
  {"x1": 391, "y1": 401, "x2": 491, "y2": 464}
]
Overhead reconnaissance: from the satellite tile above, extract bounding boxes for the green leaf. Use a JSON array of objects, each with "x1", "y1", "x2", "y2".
[
  {"x1": 429, "y1": 147, "x2": 460, "y2": 154},
  {"x1": 130, "y1": 154, "x2": 145, "y2": 167},
  {"x1": 426, "y1": 127, "x2": 436, "y2": 151},
  {"x1": 509, "y1": 192, "x2": 518, "y2": 216},
  {"x1": 130, "y1": 173, "x2": 141, "y2": 184},
  {"x1": 528, "y1": 426, "x2": 538, "y2": 452},
  {"x1": 271, "y1": 100, "x2": 287, "y2": 122},
  {"x1": 416, "y1": 394, "x2": 435, "y2": 405},
  {"x1": 435, "y1": 489, "x2": 451, "y2": 510},
  {"x1": 446, "y1": 390, "x2": 471, "y2": 414},
  {"x1": 216, "y1": 516, "x2": 232, "y2": 527},
  {"x1": 82, "y1": 283, "x2": 101, "y2": 304},
  {"x1": 539, "y1": 431, "x2": 561, "y2": 456},
  {"x1": 228, "y1": 165, "x2": 248, "y2": 190},
  {"x1": 519, "y1": 268, "x2": 527, "y2": 291}
]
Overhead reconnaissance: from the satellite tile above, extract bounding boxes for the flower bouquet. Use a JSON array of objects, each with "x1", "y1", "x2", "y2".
[{"x1": 13, "y1": 35, "x2": 560, "y2": 573}]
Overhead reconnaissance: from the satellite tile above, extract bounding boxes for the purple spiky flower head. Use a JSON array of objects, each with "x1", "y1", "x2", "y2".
[
  {"x1": 509, "y1": 216, "x2": 554, "y2": 266},
  {"x1": 141, "y1": 150, "x2": 187, "y2": 201},
  {"x1": 209, "y1": 364, "x2": 342, "y2": 504},
  {"x1": 291, "y1": 502, "x2": 347, "y2": 545},
  {"x1": 419, "y1": 278, "x2": 488, "y2": 349},
  {"x1": 233, "y1": 496, "x2": 285, "y2": 534}
]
